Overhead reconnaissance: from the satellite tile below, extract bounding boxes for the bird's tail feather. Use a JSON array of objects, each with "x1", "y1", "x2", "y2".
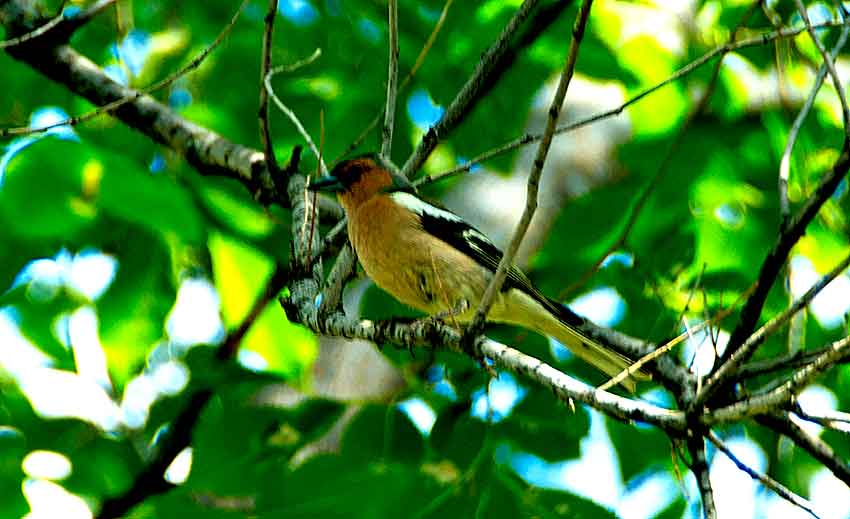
[{"x1": 536, "y1": 296, "x2": 649, "y2": 393}]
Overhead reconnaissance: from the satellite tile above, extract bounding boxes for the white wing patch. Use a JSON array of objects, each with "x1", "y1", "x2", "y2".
[
  {"x1": 390, "y1": 192, "x2": 493, "y2": 244},
  {"x1": 390, "y1": 192, "x2": 461, "y2": 221}
]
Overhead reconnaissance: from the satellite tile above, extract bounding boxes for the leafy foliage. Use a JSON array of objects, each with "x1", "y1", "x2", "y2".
[{"x1": 2, "y1": 1, "x2": 850, "y2": 518}]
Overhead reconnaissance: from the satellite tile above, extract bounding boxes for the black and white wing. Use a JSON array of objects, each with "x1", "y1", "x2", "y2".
[{"x1": 388, "y1": 192, "x2": 584, "y2": 328}]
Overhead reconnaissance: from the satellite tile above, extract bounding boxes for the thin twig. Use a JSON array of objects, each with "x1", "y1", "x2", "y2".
[
  {"x1": 793, "y1": 406, "x2": 850, "y2": 434},
  {"x1": 758, "y1": 412, "x2": 850, "y2": 487},
  {"x1": 400, "y1": 0, "x2": 542, "y2": 179},
  {"x1": 1, "y1": 0, "x2": 249, "y2": 138},
  {"x1": 264, "y1": 48, "x2": 328, "y2": 176},
  {"x1": 707, "y1": 431, "x2": 821, "y2": 519},
  {"x1": 258, "y1": 0, "x2": 280, "y2": 175},
  {"x1": 721, "y1": 138, "x2": 850, "y2": 372},
  {"x1": 739, "y1": 342, "x2": 850, "y2": 379},
  {"x1": 707, "y1": 336, "x2": 850, "y2": 424},
  {"x1": 416, "y1": 18, "x2": 846, "y2": 187},
  {"x1": 381, "y1": 0, "x2": 399, "y2": 158},
  {"x1": 335, "y1": 0, "x2": 455, "y2": 163},
  {"x1": 468, "y1": 0, "x2": 594, "y2": 335},
  {"x1": 0, "y1": 0, "x2": 115, "y2": 49},
  {"x1": 779, "y1": 14, "x2": 850, "y2": 227},
  {"x1": 696, "y1": 251, "x2": 850, "y2": 409},
  {"x1": 794, "y1": 0, "x2": 850, "y2": 137},
  {"x1": 597, "y1": 281, "x2": 757, "y2": 392}
]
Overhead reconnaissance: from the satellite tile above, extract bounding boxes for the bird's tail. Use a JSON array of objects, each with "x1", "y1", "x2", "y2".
[
  {"x1": 532, "y1": 296, "x2": 649, "y2": 393},
  {"x1": 488, "y1": 288, "x2": 650, "y2": 392}
]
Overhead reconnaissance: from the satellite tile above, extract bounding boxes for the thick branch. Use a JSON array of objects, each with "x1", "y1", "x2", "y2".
[
  {"x1": 759, "y1": 412, "x2": 850, "y2": 488},
  {"x1": 287, "y1": 304, "x2": 687, "y2": 431},
  {"x1": 722, "y1": 145, "x2": 850, "y2": 364}
]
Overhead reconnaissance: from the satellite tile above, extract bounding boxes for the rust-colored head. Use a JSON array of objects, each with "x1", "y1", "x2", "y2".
[{"x1": 309, "y1": 154, "x2": 408, "y2": 212}]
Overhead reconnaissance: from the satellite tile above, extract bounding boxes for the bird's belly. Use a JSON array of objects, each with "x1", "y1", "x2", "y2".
[{"x1": 351, "y1": 226, "x2": 490, "y2": 318}]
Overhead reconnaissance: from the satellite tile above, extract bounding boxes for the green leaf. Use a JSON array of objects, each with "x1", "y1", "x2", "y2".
[
  {"x1": 341, "y1": 404, "x2": 425, "y2": 464},
  {"x1": 430, "y1": 402, "x2": 487, "y2": 469},
  {"x1": 208, "y1": 232, "x2": 317, "y2": 380},
  {"x1": 97, "y1": 150, "x2": 205, "y2": 244},
  {"x1": 0, "y1": 138, "x2": 95, "y2": 241},
  {"x1": 497, "y1": 388, "x2": 590, "y2": 462},
  {"x1": 97, "y1": 229, "x2": 175, "y2": 387}
]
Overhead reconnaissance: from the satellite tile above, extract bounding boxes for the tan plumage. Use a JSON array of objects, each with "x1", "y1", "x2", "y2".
[{"x1": 310, "y1": 155, "x2": 646, "y2": 391}]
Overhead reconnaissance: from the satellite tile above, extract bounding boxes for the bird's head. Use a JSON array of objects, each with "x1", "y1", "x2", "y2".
[{"x1": 308, "y1": 154, "x2": 414, "y2": 212}]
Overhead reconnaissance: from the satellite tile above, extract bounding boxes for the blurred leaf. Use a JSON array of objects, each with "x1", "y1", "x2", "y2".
[
  {"x1": 257, "y1": 455, "x2": 442, "y2": 519},
  {"x1": 97, "y1": 149, "x2": 205, "y2": 244},
  {"x1": 0, "y1": 138, "x2": 94, "y2": 241},
  {"x1": 208, "y1": 232, "x2": 317, "y2": 380},
  {"x1": 97, "y1": 228, "x2": 174, "y2": 387},
  {"x1": 341, "y1": 404, "x2": 425, "y2": 464},
  {"x1": 497, "y1": 388, "x2": 590, "y2": 462},
  {"x1": 430, "y1": 402, "x2": 487, "y2": 469}
]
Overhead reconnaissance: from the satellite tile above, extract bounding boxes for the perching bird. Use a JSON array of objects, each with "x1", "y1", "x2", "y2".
[{"x1": 309, "y1": 154, "x2": 644, "y2": 391}]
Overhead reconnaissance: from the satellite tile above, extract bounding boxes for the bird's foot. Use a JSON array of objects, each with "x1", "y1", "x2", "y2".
[
  {"x1": 430, "y1": 298, "x2": 469, "y2": 328},
  {"x1": 461, "y1": 321, "x2": 496, "y2": 378}
]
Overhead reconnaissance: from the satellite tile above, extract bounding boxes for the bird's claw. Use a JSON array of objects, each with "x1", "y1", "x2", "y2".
[{"x1": 461, "y1": 322, "x2": 496, "y2": 378}]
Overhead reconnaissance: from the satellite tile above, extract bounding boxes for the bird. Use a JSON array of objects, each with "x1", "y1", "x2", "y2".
[{"x1": 308, "y1": 153, "x2": 645, "y2": 391}]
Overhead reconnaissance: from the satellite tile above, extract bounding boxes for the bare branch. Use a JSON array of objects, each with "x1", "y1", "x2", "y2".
[
  {"x1": 794, "y1": 0, "x2": 850, "y2": 136},
  {"x1": 0, "y1": 0, "x2": 115, "y2": 49},
  {"x1": 739, "y1": 342, "x2": 850, "y2": 379},
  {"x1": 707, "y1": 431, "x2": 821, "y2": 519},
  {"x1": 286, "y1": 300, "x2": 687, "y2": 430},
  {"x1": 380, "y1": 0, "x2": 399, "y2": 158},
  {"x1": 759, "y1": 412, "x2": 850, "y2": 487},
  {"x1": 258, "y1": 0, "x2": 281, "y2": 176},
  {"x1": 706, "y1": 336, "x2": 850, "y2": 424},
  {"x1": 779, "y1": 22, "x2": 850, "y2": 227},
  {"x1": 468, "y1": 0, "x2": 594, "y2": 333},
  {"x1": 793, "y1": 405, "x2": 850, "y2": 434},
  {"x1": 696, "y1": 251, "x2": 850, "y2": 407},
  {"x1": 417, "y1": 18, "x2": 847, "y2": 186},
  {"x1": 2, "y1": 0, "x2": 249, "y2": 138},
  {"x1": 400, "y1": 0, "x2": 543, "y2": 179},
  {"x1": 720, "y1": 142, "x2": 850, "y2": 373},
  {"x1": 264, "y1": 49, "x2": 328, "y2": 176}
]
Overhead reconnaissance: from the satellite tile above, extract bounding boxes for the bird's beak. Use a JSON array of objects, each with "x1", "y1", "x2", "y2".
[{"x1": 307, "y1": 175, "x2": 345, "y2": 192}]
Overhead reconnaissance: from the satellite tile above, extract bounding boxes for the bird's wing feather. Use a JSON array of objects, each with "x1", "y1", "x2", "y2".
[{"x1": 388, "y1": 192, "x2": 583, "y2": 326}]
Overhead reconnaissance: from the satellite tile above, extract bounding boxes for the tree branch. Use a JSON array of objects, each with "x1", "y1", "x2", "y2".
[
  {"x1": 707, "y1": 431, "x2": 821, "y2": 519},
  {"x1": 0, "y1": 0, "x2": 114, "y2": 50},
  {"x1": 721, "y1": 143, "x2": 850, "y2": 367},
  {"x1": 705, "y1": 336, "x2": 850, "y2": 425},
  {"x1": 380, "y1": 0, "x2": 398, "y2": 159},
  {"x1": 469, "y1": 0, "x2": 594, "y2": 334},
  {"x1": 758, "y1": 412, "x2": 850, "y2": 488},
  {"x1": 688, "y1": 436, "x2": 717, "y2": 519},
  {"x1": 399, "y1": 0, "x2": 544, "y2": 178},
  {"x1": 695, "y1": 251, "x2": 850, "y2": 408}
]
